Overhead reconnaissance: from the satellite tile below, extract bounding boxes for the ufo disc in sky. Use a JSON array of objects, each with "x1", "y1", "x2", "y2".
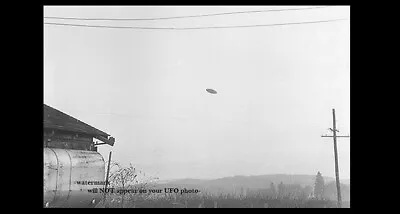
[{"x1": 206, "y1": 88, "x2": 217, "y2": 94}]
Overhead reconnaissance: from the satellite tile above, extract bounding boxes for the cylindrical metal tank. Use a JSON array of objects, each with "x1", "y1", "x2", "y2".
[{"x1": 44, "y1": 148, "x2": 105, "y2": 208}]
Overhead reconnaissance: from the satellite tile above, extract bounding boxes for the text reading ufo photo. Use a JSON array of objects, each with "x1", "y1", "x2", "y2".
[{"x1": 206, "y1": 88, "x2": 217, "y2": 94}]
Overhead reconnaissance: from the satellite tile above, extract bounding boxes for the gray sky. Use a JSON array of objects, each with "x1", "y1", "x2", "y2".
[{"x1": 44, "y1": 6, "x2": 350, "y2": 180}]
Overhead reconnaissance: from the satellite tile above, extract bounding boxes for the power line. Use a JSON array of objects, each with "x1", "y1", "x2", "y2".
[
  {"x1": 44, "y1": 18, "x2": 348, "y2": 30},
  {"x1": 44, "y1": 6, "x2": 329, "y2": 21}
]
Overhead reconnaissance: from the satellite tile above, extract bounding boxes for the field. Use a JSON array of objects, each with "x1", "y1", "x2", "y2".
[{"x1": 95, "y1": 192, "x2": 349, "y2": 208}]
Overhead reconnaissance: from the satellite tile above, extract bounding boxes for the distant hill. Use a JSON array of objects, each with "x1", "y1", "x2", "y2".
[
  {"x1": 341, "y1": 178, "x2": 350, "y2": 185},
  {"x1": 154, "y1": 174, "x2": 350, "y2": 202},
  {"x1": 156, "y1": 174, "x2": 349, "y2": 193},
  {"x1": 164, "y1": 178, "x2": 209, "y2": 185}
]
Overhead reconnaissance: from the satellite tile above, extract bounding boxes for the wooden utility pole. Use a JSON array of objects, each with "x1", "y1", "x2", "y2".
[
  {"x1": 105, "y1": 151, "x2": 112, "y2": 189},
  {"x1": 103, "y1": 151, "x2": 112, "y2": 205},
  {"x1": 321, "y1": 109, "x2": 350, "y2": 208}
]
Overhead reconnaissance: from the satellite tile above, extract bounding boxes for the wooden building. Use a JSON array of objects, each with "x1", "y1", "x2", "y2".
[{"x1": 43, "y1": 104, "x2": 115, "y2": 151}]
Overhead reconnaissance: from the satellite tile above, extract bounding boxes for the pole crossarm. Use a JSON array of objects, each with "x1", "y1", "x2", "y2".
[{"x1": 321, "y1": 135, "x2": 350, "y2": 138}]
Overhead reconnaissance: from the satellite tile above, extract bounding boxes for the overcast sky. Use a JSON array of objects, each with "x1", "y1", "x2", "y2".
[{"x1": 44, "y1": 6, "x2": 350, "y2": 180}]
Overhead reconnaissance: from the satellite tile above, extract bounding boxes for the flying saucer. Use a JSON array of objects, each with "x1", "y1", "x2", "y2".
[{"x1": 206, "y1": 88, "x2": 217, "y2": 94}]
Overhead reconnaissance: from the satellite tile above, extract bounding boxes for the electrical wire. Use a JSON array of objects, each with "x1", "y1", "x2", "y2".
[
  {"x1": 44, "y1": 18, "x2": 348, "y2": 30},
  {"x1": 44, "y1": 6, "x2": 329, "y2": 21}
]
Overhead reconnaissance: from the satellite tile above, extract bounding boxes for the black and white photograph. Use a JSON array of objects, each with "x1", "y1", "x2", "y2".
[{"x1": 43, "y1": 5, "x2": 350, "y2": 208}]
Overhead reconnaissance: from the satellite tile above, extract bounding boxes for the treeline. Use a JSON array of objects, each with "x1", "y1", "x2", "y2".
[
  {"x1": 248, "y1": 171, "x2": 349, "y2": 201},
  {"x1": 98, "y1": 163, "x2": 349, "y2": 208},
  {"x1": 246, "y1": 182, "x2": 313, "y2": 199}
]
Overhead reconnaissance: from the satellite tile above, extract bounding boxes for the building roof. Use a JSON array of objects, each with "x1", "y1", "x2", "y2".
[{"x1": 43, "y1": 104, "x2": 110, "y2": 138}]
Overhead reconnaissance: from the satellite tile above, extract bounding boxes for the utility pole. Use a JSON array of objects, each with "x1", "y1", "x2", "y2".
[
  {"x1": 103, "y1": 151, "x2": 112, "y2": 206},
  {"x1": 321, "y1": 109, "x2": 350, "y2": 208}
]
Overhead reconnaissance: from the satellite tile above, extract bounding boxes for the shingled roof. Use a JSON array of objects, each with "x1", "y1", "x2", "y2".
[{"x1": 43, "y1": 104, "x2": 110, "y2": 138}]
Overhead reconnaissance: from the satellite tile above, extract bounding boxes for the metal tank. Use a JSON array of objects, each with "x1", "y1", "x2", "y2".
[{"x1": 43, "y1": 148, "x2": 105, "y2": 208}]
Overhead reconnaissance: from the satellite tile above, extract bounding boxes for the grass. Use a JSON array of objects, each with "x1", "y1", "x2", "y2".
[{"x1": 95, "y1": 192, "x2": 347, "y2": 208}]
